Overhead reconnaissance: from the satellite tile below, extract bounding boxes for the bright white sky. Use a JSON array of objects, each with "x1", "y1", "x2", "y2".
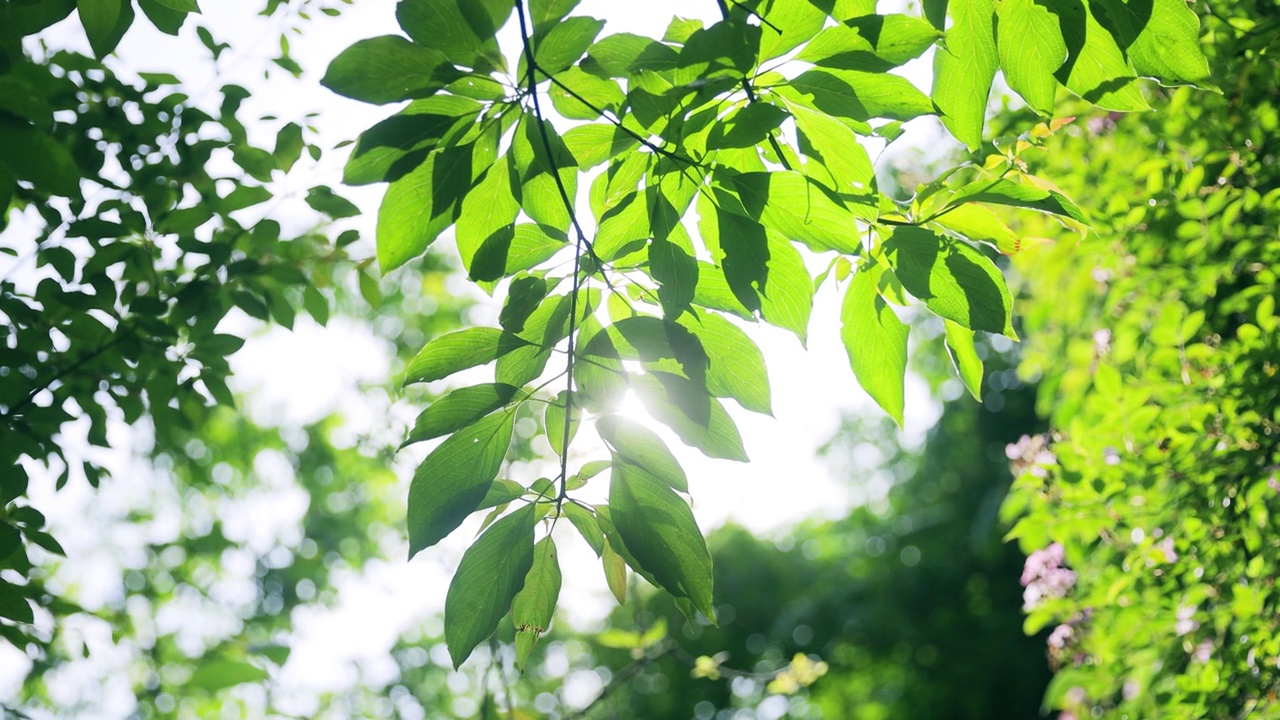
[{"x1": 2, "y1": 1, "x2": 960, "y2": 713}]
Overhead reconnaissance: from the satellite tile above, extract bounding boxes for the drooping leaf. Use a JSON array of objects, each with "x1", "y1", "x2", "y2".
[
  {"x1": 601, "y1": 537, "x2": 628, "y2": 604},
  {"x1": 996, "y1": 0, "x2": 1067, "y2": 114},
  {"x1": 597, "y1": 415, "x2": 688, "y2": 492},
  {"x1": 932, "y1": 0, "x2": 998, "y2": 149},
  {"x1": 633, "y1": 372, "x2": 748, "y2": 462},
  {"x1": 456, "y1": 157, "x2": 520, "y2": 277},
  {"x1": 500, "y1": 276, "x2": 549, "y2": 332},
  {"x1": 549, "y1": 67, "x2": 626, "y2": 120},
  {"x1": 408, "y1": 410, "x2": 516, "y2": 557},
  {"x1": 512, "y1": 537, "x2": 561, "y2": 671},
  {"x1": 544, "y1": 390, "x2": 579, "y2": 457},
  {"x1": 883, "y1": 226, "x2": 1016, "y2": 337},
  {"x1": 725, "y1": 170, "x2": 870, "y2": 253},
  {"x1": 321, "y1": 36, "x2": 463, "y2": 105},
  {"x1": 403, "y1": 383, "x2": 521, "y2": 446},
  {"x1": 563, "y1": 502, "x2": 604, "y2": 556},
  {"x1": 943, "y1": 319, "x2": 984, "y2": 400},
  {"x1": 610, "y1": 459, "x2": 715, "y2": 620},
  {"x1": 444, "y1": 504, "x2": 535, "y2": 668},
  {"x1": 841, "y1": 265, "x2": 908, "y2": 425},
  {"x1": 78, "y1": 0, "x2": 133, "y2": 58}
]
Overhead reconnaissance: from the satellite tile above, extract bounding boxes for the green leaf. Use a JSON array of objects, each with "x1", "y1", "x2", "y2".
[
  {"x1": 479, "y1": 479, "x2": 526, "y2": 509},
  {"x1": 0, "y1": 116, "x2": 80, "y2": 196},
  {"x1": 513, "y1": 113, "x2": 579, "y2": 232},
  {"x1": 151, "y1": 0, "x2": 198, "y2": 11},
  {"x1": 783, "y1": 68, "x2": 935, "y2": 125},
  {"x1": 932, "y1": 0, "x2": 998, "y2": 149},
  {"x1": 754, "y1": 0, "x2": 828, "y2": 61},
  {"x1": 456, "y1": 158, "x2": 520, "y2": 278},
  {"x1": 706, "y1": 102, "x2": 789, "y2": 150},
  {"x1": 397, "y1": 0, "x2": 512, "y2": 73},
  {"x1": 187, "y1": 659, "x2": 268, "y2": 692},
  {"x1": 408, "y1": 410, "x2": 516, "y2": 557},
  {"x1": 512, "y1": 537, "x2": 561, "y2": 671},
  {"x1": 562, "y1": 124, "x2": 640, "y2": 168},
  {"x1": 78, "y1": 0, "x2": 133, "y2": 58},
  {"x1": 1091, "y1": 0, "x2": 1210, "y2": 84},
  {"x1": 927, "y1": 202, "x2": 1022, "y2": 254},
  {"x1": 725, "y1": 170, "x2": 871, "y2": 252},
  {"x1": 883, "y1": 226, "x2": 1016, "y2": 337},
  {"x1": 444, "y1": 504, "x2": 535, "y2": 668},
  {"x1": 549, "y1": 67, "x2": 626, "y2": 120},
  {"x1": 321, "y1": 36, "x2": 462, "y2": 105},
  {"x1": 500, "y1": 276, "x2": 549, "y2": 332},
  {"x1": 534, "y1": 16, "x2": 606, "y2": 75},
  {"x1": 996, "y1": 0, "x2": 1067, "y2": 114},
  {"x1": 633, "y1": 372, "x2": 748, "y2": 462},
  {"x1": 587, "y1": 33, "x2": 678, "y2": 77},
  {"x1": 304, "y1": 187, "x2": 360, "y2": 218},
  {"x1": 0, "y1": 581, "x2": 32, "y2": 624},
  {"x1": 601, "y1": 537, "x2": 628, "y2": 604},
  {"x1": 563, "y1": 503, "x2": 604, "y2": 556},
  {"x1": 597, "y1": 415, "x2": 688, "y2": 492},
  {"x1": 677, "y1": 310, "x2": 772, "y2": 415},
  {"x1": 1048, "y1": 0, "x2": 1149, "y2": 111},
  {"x1": 404, "y1": 384, "x2": 521, "y2": 446},
  {"x1": 273, "y1": 122, "x2": 304, "y2": 172},
  {"x1": 137, "y1": 0, "x2": 187, "y2": 34},
  {"x1": 544, "y1": 391, "x2": 578, "y2": 457},
  {"x1": 343, "y1": 96, "x2": 482, "y2": 186},
  {"x1": 404, "y1": 328, "x2": 525, "y2": 385},
  {"x1": 796, "y1": 13, "x2": 941, "y2": 70},
  {"x1": 609, "y1": 459, "x2": 715, "y2": 620},
  {"x1": 943, "y1": 319, "x2": 984, "y2": 400},
  {"x1": 376, "y1": 144, "x2": 478, "y2": 271},
  {"x1": 531, "y1": 0, "x2": 578, "y2": 28},
  {"x1": 787, "y1": 100, "x2": 876, "y2": 195},
  {"x1": 841, "y1": 265, "x2": 908, "y2": 425},
  {"x1": 577, "y1": 322, "x2": 629, "y2": 411},
  {"x1": 949, "y1": 177, "x2": 1087, "y2": 223}
]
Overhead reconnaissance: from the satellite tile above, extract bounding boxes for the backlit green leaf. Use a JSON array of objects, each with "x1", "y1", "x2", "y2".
[
  {"x1": 444, "y1": 504, "x2": 535, "y2": 668},
  {"x1": 1092, "y1": 0, "x2": 1210, "y2": 84},
  {"x1": 610, "y1": 459, "x2": 715, "y2": 619},
  {"x1": 677, "y1": 309, "x2": 772, "y2": 415},
  {"x1": 534, "y1": 16, "x2": 605, "y2": 75},
  {"x1": 404, "y1": 383, "x2": 521, "y2": 446},
  {"x1": 634, "y1": 372, "x2": 748, "y2": 462},
  {"x1": 512, "y1": 537, "x2": 561, "y2": 671},
  {"x1": 597, "y1": 415, "x2": 689, "y2": 492},
  {"x1": 408, "y1": 410, "x2": 516, "y2": 557},
  {"x1": 943, "y1": 319, "x2": 984, "y2": 400},
  {"x1": 996, "y1": 0, "x2": 1067, "y2": 114},
  {"x1": 932, "y1": 0, "x2": 998, "y2": 149},
  {"x1": 321, "y1": 36, "x2": 462, "y2": 105},
  {"x1": 404, "y1": 328, "x2": 525, "y2": 385},
  {"x1": 841, "y1": 265, "x2": 908, "y2": 425},
  {"x1": 796, "y1": 13, "x2": 940, "y2": 70},
  {"x1": 883, "y1": 226, "x2": 1015, "y2": 337},
  {"x1": 1047, "y1": 0, "x2": 1149, "y2": 111},
  {"x1": 397, "y1": 0, "x2": 511, "y2": 73}
]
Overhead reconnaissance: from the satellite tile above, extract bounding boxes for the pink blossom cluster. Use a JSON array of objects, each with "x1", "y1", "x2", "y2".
[
  {"x1": 1006, "y1": 434, "x2": 1057, "y2": 478},
  {"x1": 1021, "y1": 542, "x2": 1076, "y2": 610}
]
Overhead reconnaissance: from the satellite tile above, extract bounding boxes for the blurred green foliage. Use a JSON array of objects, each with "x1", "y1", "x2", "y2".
[{"x1": 997, "y1": 2, "x2": 1280, "y2": 717}]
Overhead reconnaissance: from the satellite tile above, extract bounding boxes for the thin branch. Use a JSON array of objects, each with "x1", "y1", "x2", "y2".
[{"x1": 514, "y1": 0, "x2": 588, "y2": 507}]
